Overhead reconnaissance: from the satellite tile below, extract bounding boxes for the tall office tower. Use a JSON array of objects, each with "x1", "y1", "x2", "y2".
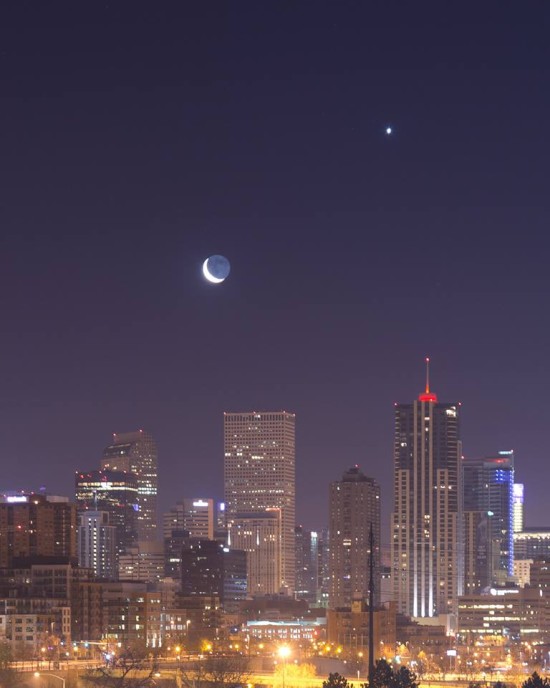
[
  {"x1": 180, "y1": 539, "x2": 247, "y2": 613},
  {"x1": 329, "y1": 467, "x2": 381, "y2": 609},
  {"x1": 75, "y1": 470, "x2": 138, "y2": 557},
  {"x1": 228, "y1": 510, "x2": 281, "y2": 595},
  {"x1": 0, "y1": 494, "x2": 77, "y2": 567},
  {"x1": 513, "y1": 484, "x2": 524, "y2": 533},
  {"x1": 163, "y1": 498, "x2": 214, "y2": 540},
  {"x1": 463, "y1": 450, "x2": 515, "y2": 587},
  {"x1": 101, "y1": 430, "x2": 158, "y2": 542},
  {"x1": 78, "y1": 510, "x2": 117, "y2": 579},
  {"x1": 224, "y1": 411, "x2": 296, "y2": 592},
  {"x1": 391, "y1": 360, "x2": 462, "y2": 618},
  {"x1": 295, "y1": 526, "x2": 319, "y2": 604}
]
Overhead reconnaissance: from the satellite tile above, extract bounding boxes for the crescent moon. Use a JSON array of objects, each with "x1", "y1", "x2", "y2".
[{"x1": 202, "y1": 258, "x2": 224, "y2": 283}]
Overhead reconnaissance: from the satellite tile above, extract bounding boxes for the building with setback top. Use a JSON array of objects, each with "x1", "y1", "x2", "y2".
[{"x1": 101, "y1": 430, "x2": 158, "y2": 543}]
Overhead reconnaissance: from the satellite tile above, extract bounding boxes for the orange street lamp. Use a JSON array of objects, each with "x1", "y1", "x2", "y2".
[{"x1": 278, "y1": 646, "x2": 291, "y2": 688}]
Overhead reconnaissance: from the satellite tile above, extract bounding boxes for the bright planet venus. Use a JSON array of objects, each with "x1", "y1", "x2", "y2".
[{"x1": 202, "y1": 255, "x2": 231, "y2": 283}]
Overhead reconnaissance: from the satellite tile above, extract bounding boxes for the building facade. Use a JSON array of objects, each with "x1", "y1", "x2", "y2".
[
  {"x1": 224, "y1": 411, "x2": 296, "y2": 593},
  {"x1": 180, "y1": 539, "x2": 247, "y2": 613},
  {"x1": 78, "y1": 510, "x2": 117, "y2": 580},
  {"x1": 463, "y1": 451, "x2": 514, "y2": 589},
  {"x1": 0, "y1": 494, "x2": 77, "y2": 567},
  {"x1": 101, "y1": 430, "x2": 158, "y2": 542},
  {"x1": 163, "y1": 498, "x2": 214, "y2": 540},
  {"x1": 75, "y1": 469, "x2": 138, "y2": 558},
  {"x1": 513, "y1": 483, "x2": 524, "y2": 533},
  {"x1": 328, "y1": 467, "x2": 381, "y2": 609},
  {"x1": 228, "y1": 511, "x2": 281, "y2": 595},
  {"x1": 295, "y1": 526, "x2": 319, "y2": 605},
  {"x1": 391, "y1": 361, "x2": 462, "y2": 618},
  {"x1": 514, "y1": 528, "x2": 550, "y2": 560}
]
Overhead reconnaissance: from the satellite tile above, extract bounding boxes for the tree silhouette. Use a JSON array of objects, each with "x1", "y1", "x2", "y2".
[
  {"x1": 180, "y1": 654, "x2": 250, "y2": 688},
  {"x1": 390, "y1": 666, "x2": 418, "y2": 688},
  {"x1": 522, "y1": 673, "x2": 550, "y2": 688},
  {"x1": 363, "y1": 660, "x2": 418, "y2": 688},
  {"x1": 83, "y1": 646, "x2": 158, "y2": 688},
  {"x1": 369, "y1": 660, "x2": 394, "y2": 688},
  {"x1": 322, "y1": 673, "x2": 350, "y2": 688}
]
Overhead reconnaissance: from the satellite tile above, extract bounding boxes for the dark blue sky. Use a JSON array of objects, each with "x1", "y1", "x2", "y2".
[{"x1": 1, "y1": 2, "x2": 549, "y2": 534}]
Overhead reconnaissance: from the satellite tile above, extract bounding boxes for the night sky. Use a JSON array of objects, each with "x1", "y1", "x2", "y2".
[{"x1": 1, "y1": 2, "x2": 550, "y2": 537}]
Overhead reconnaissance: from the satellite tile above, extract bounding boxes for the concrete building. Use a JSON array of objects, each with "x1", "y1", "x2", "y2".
[
  {"x1": 118, "y1": 541, "x2": 165, "y2": 583},
  {"x1": 164, "y1": 528, "x2": 189, "y2": 579},
  {"x1": 245, "y1": 618, "x2": 326, "y2": 642},
  {"x1": 101, "y1": 430, "x2": 158, "y2": 543},
  {"x1": 163, "y1": 498, "x2": 214, "y2": 540},
  {"x1": 102, "y1": 581, "x2": 163, "y2": 647},
  {"x1": 458, "y1": 586, "x2": 550, "y2": 644},
  {"x1": 0, "y1": 494, "x2": 77, "y2": 567},
  {"x1": 327, "y1": 599, "x2": 396, "y2": 657},
  {"x1": 228, "y1": 510, "x2": 281, "y2": 595},
  {"x1": 514, "y1": 528, "x2": 550, "y2": 560},
  {"x1": 78, "y1": 510, "x2": 117, "y2": 580},
  {"x1": 514, "y1": 559, "x2": 533, "y2": 588},
  {"x1": 391, "y1": 360, "x2": 462, "y2": 618},
  {"x1": 224, "y1": 411, "x2": 295, "y2": 593},
  {"x1": 329, "y1": 467, "x2": 380, "y2": 609}
]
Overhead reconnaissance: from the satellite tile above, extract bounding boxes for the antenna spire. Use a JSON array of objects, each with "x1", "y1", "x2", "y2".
[
  {"x1": 425, "y1": 357, "x2": 430, "y2": 393},
  {"x1": 418, "y1": 356, "x2": 438, "y2": 403}
]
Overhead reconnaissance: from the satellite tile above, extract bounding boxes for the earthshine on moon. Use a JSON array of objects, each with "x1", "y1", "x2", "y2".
[{"x1": 202, "y1": 255, "x2": 231, "y2": 283}]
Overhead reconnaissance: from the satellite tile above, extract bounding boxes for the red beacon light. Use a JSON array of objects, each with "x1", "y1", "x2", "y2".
[{"x1": 418, "y1": 357, "x2": 438, "y2": 403}]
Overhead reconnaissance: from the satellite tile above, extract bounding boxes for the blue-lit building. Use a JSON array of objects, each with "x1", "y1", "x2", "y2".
[{"x1": 463, "y1": 450, "x2": 515, "y2": 589}]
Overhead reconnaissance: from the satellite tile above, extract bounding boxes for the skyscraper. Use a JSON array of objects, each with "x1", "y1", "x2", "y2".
[
  {"x1": 463, "y1": 450, "x2": 515, "y2": 588},
  {"x1": 224, "y1": 411, "x2": 296, "y2": 592},
  {"x1": 75, "y1": 469, "x2": 139, "y2": 557},
  {"x1": 295, "y1": 525, "x2": 319, "y2": 605},
  {"x1": 78, "y1": 510, "x2": 117, "y2": 580},
  {"x1": 329, "y1": 467, "x2": 381, "y2": 609},
  {"x1": 101, "y1": 430, "x2": 158, "y2": 542},
  {"x1": 391, "y1": 360, "x2": 462, "y2": 618}
]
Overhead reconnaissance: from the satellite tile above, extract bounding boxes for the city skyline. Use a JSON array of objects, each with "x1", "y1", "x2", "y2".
[
  {"x1": 0, "y1": 377, "x2": 545, "y2": 538},
  {"x1": 1, "y1": 3, "x2": 550, "y2": 535}
]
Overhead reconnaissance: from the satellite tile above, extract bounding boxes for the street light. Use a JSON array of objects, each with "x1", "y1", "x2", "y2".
[
  {"x1": 278, "y1": 646, "x2": 291, "y2": 688},
  {"x1": 34, "y1": 672, "x2": 66, "y2": 688}
]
